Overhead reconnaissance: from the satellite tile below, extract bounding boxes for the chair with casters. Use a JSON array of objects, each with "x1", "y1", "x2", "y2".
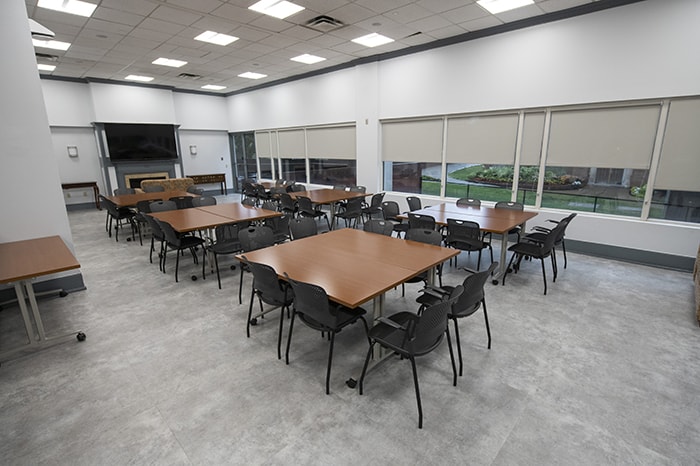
[
  {"x1": 359, "y1": 286, "x2": 463, "y2": 429},
  {"x1": 191, "y1": 196, "x2": 217, "y2": 207},
  {"x1": 333, "y1": 197, "x2": 363, "y2": 229},
  {"x1": 143, "y1": 214, "x2": 165, "y2": 269},
  {"x1": 169, "y1": 195, "x2": 194, "y2": 209},
  {"x1": 417, "y1": 262, "x2": 498, "y2": 379},
  {"x1": 407, "y1": 213, "x2": 436, "y2": 231},
  {"x1": 381, "y1": 200, "x2": 409, "y2": 237},
  {"x1": 237, "y1": 225, "x2": 276, "y2": 304},
  {"x1": 142, "y1": 185, "x2": 165, "y2": 193},
  {"x1": 444, "y1": 218, "x2": 493, "y2": 270},
  {"x1": 401, "y1": 228, "x2": 444, "y2": 296},
  {"x1": 289, "y1": 217, "x2": 318, "y2": 240},
  {"x1": 456, "y1": 198, "x2": 481, "y2": 207},
  {"x1": 133, "y1": 199, "x2": 155, "y2": 246},
  {"x1": 149, "y1": 200, "x2": 177, "y2": 212},
  {"x1": 113, "y1": 187, "x2": 135, "y2": 195},
  {"x1": 279, "y1": 193, "x2": 298, "y2": 217},
  {"x1": 284, "y1": 273, "x2": 370, "y2": 395},
  {"x1": 524, "y1": 213, "x2": 577, "y2": 269},
  {"x1": 240, "y1": 255, "x2": 294, "y2": 360},
  {"x1": 156, "y1": 219, "x2": 205, "y2": 282},
  {"x1": 100, "y1": 195, "x2": 137, "y2": 242},
  {"x1": 493, "y1": 201, "x2": 525, "y2": 243},
  {"x1": 502, "y1": 220, "x2": 566, "y2": 295},
  {"x1": 297, "y1": 196, "x2": 331, "y2": 231},
  {"x1": 263, "y1": 214, "x2": 291, "y2": 244},
  {"x1": 363, "y1": 219, "x2": 394, "y2": 236},
  {"x1": 186, "y1": 185, "x2": 205, "y2": 195},
  {"x1": 203, "y1": 223, "x2": 242, "y2": 290},
  {"x1": 362, "y1": 192, "x2": 385, "y2": 222}
]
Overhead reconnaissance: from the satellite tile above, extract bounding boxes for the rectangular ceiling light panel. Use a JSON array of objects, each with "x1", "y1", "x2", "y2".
[
  {"x1": 351, "y1": 33, "x2": 394, "y2": 48},
  {"x1": 477, "y1": 0, "x2": 534, "y2": 14},
  {"x1": 37, "y1": 0, "x2": 97, "y2": 17},
  {"x1": 125, "y1": 75, "x2": 154, "y2": 82},
  {"x1": 194, "y1": 31, "x2": 239, "y2": 46},
  {"x1": 248, "y1": 0, "x2": 305, "y2": 20},
  {"x1": 152, "y1": 57, "x2": 188, "y2": 68},
  {"x1": 291, "y1": 54, "x2": 326, "y2": 64},
  {"x1": 238, "y1": 72, "x2": 267, "y2": 79},
  {"x1": 32, "y1": 38, "x2": 71, "y2": 50}
]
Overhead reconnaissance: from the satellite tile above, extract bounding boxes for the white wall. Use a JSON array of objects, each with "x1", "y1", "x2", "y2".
[
  {"x1": 90, "y1": 82, "x2": 176, "y2": 123},
  {"x1": 178, "y1": 130, "x2": 232, "y2": 189},
  {"x1": 174, "y1": 92, "x2": 228, "y2": 130},
  {"x1": 51, "y1": 127, "x2": 105, "y2": 203}
]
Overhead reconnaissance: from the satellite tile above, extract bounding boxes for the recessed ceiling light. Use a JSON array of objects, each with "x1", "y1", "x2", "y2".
[
  {"x1": 477, "y1": 0, "x2": 534, "y2": 14},
  {"x1": 238, "y1": 72, "x2": 267, "y2": 80},
  {"x1": 194, "y1": 31, "x2": 239, "y2": 46},
  {"x1": 351, "y1": 33, "x2": 394, "y2": 48},
  {"x1": 32, "y1": 39, "x2": 71, "y2": 51},
  {"x1": 125, "y1": 75, "x2": 154, "y2": 82},
  {"x1": 291, "y1": 54, "x2": 326, "y2": 65},
  {"x1": 37, "y1": 0, "x2": 97, "y2": 17},
  {"x1": 37, "y1": 64, "x2": 56, "y2": 72},
  {"x1": 201, "y1": 84, "x2": 227, "y2": 91},
  {"x1": 152, "y1": 57, "x2": 188, "y2": 68},
  {"x1": 248, "y1": 0, "x2": 304, "y2": 20}
]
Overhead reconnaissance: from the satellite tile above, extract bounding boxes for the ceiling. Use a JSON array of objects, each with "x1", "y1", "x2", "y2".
[{"x1": 26, "y1": 0, "x2": 618, "y2": 95}]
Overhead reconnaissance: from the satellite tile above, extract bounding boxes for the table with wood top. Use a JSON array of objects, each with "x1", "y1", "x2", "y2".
[
  {"x1": 289, "y1": 188, "x2": 371, "y2": 225},
  {"x1": 0, "y1": 236, "x2": 84, "y2": 361},
  {"x1": 403, "y1": 203, "x2": 538, "y2": 282},
  {"x1": 104, "y1": 190, "x2": 196, "y2": 208}
]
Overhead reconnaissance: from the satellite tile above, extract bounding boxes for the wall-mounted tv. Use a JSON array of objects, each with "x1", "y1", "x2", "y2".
[{"x1": 104, "y1": 123, "x2": 179, "y2": 162}]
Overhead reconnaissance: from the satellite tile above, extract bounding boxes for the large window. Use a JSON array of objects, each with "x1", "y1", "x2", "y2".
[
  {"x1": 254, "y1": 131, "x2": 275, "y2": 180},
  {"x1": 231, "y1": 131, "x2": 257, "y2": 191}
]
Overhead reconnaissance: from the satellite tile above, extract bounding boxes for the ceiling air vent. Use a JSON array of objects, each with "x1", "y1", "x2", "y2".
[
  {"x1": 178, "y1": 72, "x2": 202, "y2": 80},
  {"x1": 35, "y1": 52, "x2": 59, "y2": 61},
  {"x1": 305, "y1": 15, "x2": 344, "y2": 33}
]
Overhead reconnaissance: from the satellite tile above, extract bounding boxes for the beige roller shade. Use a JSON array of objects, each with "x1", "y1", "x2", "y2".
[
  {"x1": 382, "y1": 119, "x2": 443, "y2": 162},
  {"x1": 307, "y1": 126, "x2": 356, "y2": 159},
  {"x1": 520, "y1": 112, "x2": 545, "y2": 166},
  {"x1": 445, "y1": 113, "x2": 518, "y2": 164},
  {"x1": 655, "y1": 98, "x2": 700, "y2": 191},
  {"x1": 277, "y1": 129, "x2": 305, "y2": 158},
  {"x1": 255, "y1": 131, "x2": 271, "y2": 157},
  {"x1": 547, "y1": 105, "x2": 659, "y2": 168}
]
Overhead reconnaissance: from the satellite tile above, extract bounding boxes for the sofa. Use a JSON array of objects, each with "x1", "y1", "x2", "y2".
[
  {"x1": 695, "y1": 243, "x2": 700, "y2": 326},
  {"x1": 139, "y1": 177, "x2": 194, "y2": 192}
]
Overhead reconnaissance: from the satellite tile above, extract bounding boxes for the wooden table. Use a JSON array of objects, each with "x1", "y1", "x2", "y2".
[
  {"x1": 0, "y1": 236, "x2": 84, "y2": 361},
  {"x1": 196, "y1": 203, "x2": 282, "y2": 224},
  {"x1": 105, "y1": 190, "x2": 196, "y2": 208},
  {"x1": 188, "y1": 173, "x2": 226, "y2": 195},
  {"x1": 404, "y1": 203, "x2": 538, "y2": 282},
  {"x1": 289, "y1": 189, "x2": 371, "y2": 225},
  {"x1": 62, "y1": 182, "x2": 101, "y2": 210}
]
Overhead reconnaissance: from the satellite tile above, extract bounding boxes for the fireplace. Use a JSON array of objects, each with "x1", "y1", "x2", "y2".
[{"x1": 125, "y1": 172, "x2": 169, "y2": 189}]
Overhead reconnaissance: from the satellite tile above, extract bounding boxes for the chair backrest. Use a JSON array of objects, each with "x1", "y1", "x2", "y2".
[
  {"x1": 155, "y1": 219, "x2": 180, "y2": 246},
  {"x1": 143, "y1": 214, "x2": 164, "y2": 240},
  {"x1": 279, "y1": 193, "x2": 297, "y2": 212},
  {"x1": 136, "y1": 200, "x2": 153, "y2": 213},
  {"x1": 410, "y1": 291, "x2": 461, "y2": 354},
  {"x1": 406, "y1": 196, "x2": 422, "y2": 211},
  {"x1": 288, "y1": 183, "x2": 306, "y2": 192},
  {"x1": 241, "y1": 256, "x2": 288, "y2": 304},
  {"x1": 169, "y1": 196, "x2": 194, "y2": 209},
  {"x1": 191, "y1": 196, "x2": 217, "y2": 207},
  {"x1": 143, "y1": 185, "x2": 165, "y2": 193},
  {"x1": 296, "y1": 196, "x2": 316, "y2": 214},
  {"x1": 456, "y1": 198, "x2": 480, "y2": 207},
  {"x1": 541, "y1": 220, "x2": 567, "y2": 252},
  {"x1": 289, "y1": 217, "x2": 318, "y2": 240},
  {"x1": 349, "y1": 185, "x2": 366, "y2": 193},
  {"x1": 285, "y1": 274, "x2": 337, "y2": 330},
  {"x1": 333, "y1": 185, "x2": 347, "y2": 190},
  {"x1": 406, "y1": 228, "x2": 442, "y2": 246},
  {"x1": 149, "y1": 200, "x2": 177, "y2": 212},
  {"x1": 407, "y1": 213, "x2": 436, "y2": 231},
  {"x1": 261, "y1": 200, "x2": 278, "y2": 211},
  {"x1": 494, "y1": 201, "x2": 524, "y2": 211},
  {"x1": 242, "y1": 181, "x2": 257, "y2": 197},
  {"x1": 363, "y1": 219, "x2": 394, "y2": 236},
  {"x1": 186, "y1": 185, "x2": 205, "y2": 195},
  {"x1": 446, "y1": 218, "x2": 482, "y2": 243},
  {"x1": 269, "y1": 187, "x2": 286, "y2": 198},
  {"x1": 368, "y1": 192, "x2": 385, "y2": 208},
  {"x1": 454, "y1": 262, "x2": 498, "y2": 316},
  {"x1": 113, "y1": 188, "x2": 135, "y2": 195},
  {"x1": 213, "y1": 223, "x2": 241, "y2": 245},
  {"x1": 238, "y1": 225, "x2": 275, "y2": 252},
  {"x1": 343, "y1": 197, "x2": 363, "y2": 215},
  {"x1": 241, "y1": 197, "x2": 256, "y2": 207},
  {"x1": 381, "y1": 200, "x2": 401, "y2": 221},
  {"x1": 264, "y1": 214, "x2": 291, "y2": 242},
  {"x1": 100, "y1": 196, "x2": 120, "y2": 217}
]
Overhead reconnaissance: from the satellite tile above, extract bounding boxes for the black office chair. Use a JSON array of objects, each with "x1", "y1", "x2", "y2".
[
  {"x1": 203, "y1": 223, "x2": 242, "y2": 289},
  {"x1": 297, "y1": 196, "x2": 331, "y2": 231},
  {"x1": 524, "y1": 213, "x2": 577, "y2": 269},
  {"x1": 359, "y1": 286, "x2": 462, "y2": 429},
  {"x1": 362, "y1": 192, "x2": 385, "y2": 222},
  {"x1": 284, "y1": 273, "x2": 370, "y2": 395},
  {"x1": 263, "y1": 214, "x2": 291, "y2": 244},
  {"x1": 493, "y1": 201, "x2": 525, "y2": 243},
  {"x1": 169, "y1": 196, "x2": 193, "y2": 209},
  {"x1": 402, "y1": 228, "x2": 444, "y2": 296},
  {"x1": 407, "y1": 213, "x2": 436, "y2": 231},
  {"x1": 237, "y1": 225, "x2": 275, "y2": 304},
  {"x1": 143, "y1": 214, "x2": 165, "y2": 269},
  {"x1": 191, "y1": 196, "x2": 217, "y2": 207},
  {"x1": 100, "y1": 195, "x2": 137, "y2": 242},
  {"x1": 417, "y1": 262, "x2": 498, "y2": 378},
  {"x1": 363, "y1": 219, "x2": 394, "y2": 236},
  {"x1": 156, "y1": 219, "x2": 205, "y2": 282},
  {"x1": 240, "y1": 256, "x2": 294, "y2": 360},
  {"x1": 333, "y1": 197, "x2": 363, "y2": 229},
  {"x1": 406, "y1": 196, "x2": 423, "y2": 212},
  {"x1": 456, "y1": 198, "x2": 481, "y2": 207},
  {"x1": 113, "y1": 187, "x2": 136, "y2": 195},
  {"x1": 289, "y1": 217, "x2": 318, "y2": 240},
  {"x1": 279, "y1": 193, "x2": 298, "y2": 217},
  {"x1": 381, "y1": 200, "x2": 409, "y2": 237},
  {"x1": 149, "y1": 200, "x2": 177, "y2": 212},
  {"x1": 444, "y1": 218, "x2": 493, "y2": 270},
  {"x1": 186, "y1": 185, "x2": 205, "y2": 195}
]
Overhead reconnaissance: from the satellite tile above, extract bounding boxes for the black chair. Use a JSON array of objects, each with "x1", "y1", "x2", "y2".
[
  {"x1": 407, "y1": 213, "x2": 436, "y2": 231},
  {"x1": 287, "y1": 183, "x2": 306, "y2": 192},
  {"x1": 284, "y1": 273, "x2": 370, "y2": 395},
  {"x1": 333, "y1": 197, "x2": 363, "y2": 229},
  {"x1": 143, "y1": 214, "x2": 165, "y2": 268},
  {"x1": 494, "y1": 201, "x2": 525, "y2": 242},
  {"x1": 402, "y1": 228, "x2": 444, "y2": 296},
  {"x1": 203, "y1": 223, "x2": 242, "y2": 289},
  {"x1": 241, "y1": 197, "x2": 256, "y2": 207},
  {"x1": 261, "y1": 200, "x2": 278, "y2": 212},
  {"x1": 156, "y1": 219, "x2": 205, "y2": 282},
  {"x1": 362, "y1": 192, "x2": 385, "y2": 222},
  {"x1": 289, "y1": 217, "x2": 318, "y2": 240},
  {"x1": 456, "y1": 198, "x2": 480, "y2": 207},
  {"x1": 502, "y1": 220, "x2": 566, "y2": 295},
  {"x1": 100, "y1": 195, "x2": 136, "y2": 242},
  {"x1": 113, "y1": 187, "x2": 135, "y2": 195},
  {"x1": 381, "y1": 200, "x2": 409, "y2": 237},
  {"x1": 359, "y1": 287, "x2": 462, "y2": 429},
  {"x1": 417, "y1": 262, "x2": 498, "y2": 378},
  {"x1": 240, "y1": 256, "x2": 294, "y2": 360},
  {"x1": 406, "y1": 196, "x2": 423, "y2": 212},
  {"x1": 297, "y1": 196, "x2": 331, "y2": 231},
  {"x1": 279, "y1": 193, "x2": 298, "y2": 217},
  {"x1": 149, "y1": 200, "x2": 177, "y2": 212},
  {"x1": 142, "y1": 185, "x2": 165, "y2": 193},
  {"x1": 524, "y1": 213, "x2": 577, "y2": 269},
  {"x1": 134, "y1": 199, "x2": 155, "y2": 246},
  {"x1": 238, "y1": 225, "x2": 275, "y2": 304},
  {"x1": 254, "y1": 184, "x2": 273, "y2": 205},
  {"x1": 191, "y1": 196, "x2": 217, "y2": 207},
  {"x1": 263, "y1": 214, "x2": 291, "y2": 244},
  {"x1": 169, "y1": 195, "x2": 194, "y2": 209},
  {"x1": 363, "y1": 219, "x2": 394, "y2": 236},
  {"x1": 186, "y1": 185, "x2": 204, "y2": 195},
  {"x1": 444, "y1": 218, "x2": 493, "y2": 270}
]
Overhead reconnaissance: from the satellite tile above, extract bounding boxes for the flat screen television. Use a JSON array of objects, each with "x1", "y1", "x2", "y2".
[{"x1": 104, "y1": 123, "x2": 179, "y2": 162}]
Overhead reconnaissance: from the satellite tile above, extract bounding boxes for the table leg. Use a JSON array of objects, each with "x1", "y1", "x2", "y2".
[
  {"x1": 15, "y1": 282, "x2": 38, "y2": 343},
  {"x1": 24, "y1": 281, "x2": 47, "y2": 341}
]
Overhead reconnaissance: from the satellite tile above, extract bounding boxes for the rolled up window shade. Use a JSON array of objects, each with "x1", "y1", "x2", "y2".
[
  {"x1": 307, "y1": 126, "x2": 356, "y2": 159},
  {"x1": 520, "y1": 112, "x2": 545, "y2": 166},
  {"x1": 655, "y1": 98, "x2": 700, "y2": 191},
  {"x1": 277, "y1": 129, "x2": 305, "y2": 158},
  {"x1": 445, "y1": 113, "x2": 518, "y2": 164},
  {"x1": 382, "y1": 119, "x2": 443, "y2": 162},
  {"x1": 255, "y1": 131, "x2": 272, "y2": 157}
]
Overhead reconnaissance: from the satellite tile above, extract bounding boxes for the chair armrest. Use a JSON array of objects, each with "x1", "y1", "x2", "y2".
[
  {"x1": 546, "y1": 219, "x2": 561, "y2": 224},
  {"x1": 419, "y1": 287, "x2": 446, "y2": 300},
  {"x1": 461, "y1": 267, "x2": 478, "y2": 275},
  {"x1": 377, "y1": 317, "x2": 407, "y2": 330},
  {"x1": 533, "y1": 226, "x2": 552, "y2": 233}
]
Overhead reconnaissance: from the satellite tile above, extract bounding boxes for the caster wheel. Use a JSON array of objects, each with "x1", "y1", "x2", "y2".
[
  {"x1": 250, "y1": 318, "x2": 258, "y2": 326},
  {"x1": 59, "y1": 290, "x2": 68, "y2": 298},
  {"x1": 492, "y1": 279, "x2": 499, "y2": 285},
  {"x1": 76, "y1": 332, "x2": 86, "y2": 342},
  {"x1": 230, "y1": 265, "x2": 236, "y2": 271},
  {"x1": 345, "y1": 378, "x2": 357, "y2": 388},
  {"x1": 191, "y1": 275, "x2": 197, "y2": 281}
]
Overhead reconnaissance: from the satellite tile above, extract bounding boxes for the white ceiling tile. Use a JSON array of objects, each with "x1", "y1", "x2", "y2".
[
  {"x1": 149, "y1": 5, "x2": 203, "y2": 26},
  {"x1": 92, "y1": 6, "x2": 145, "y2": 27},
  {"x1": 189, "y1": 17, "x2": 240, "y2": 35},
  {"x1": 229, "y1": 26, "x2": 271, "y2": 42},
  {"x1": 459, "y1": 16, "x2": 503, "y2": 32},
  {"x1": 165, "y1": 0, "x2": 224, "y2": 14},
  {"x1": 127, "y1": 28, "x2": 171, "y2": 43},
  {"x1": 99, "y1": 0, "x2": 158, "y2": 17},
  {"x1": 280, "y1": 25, "x2": 324, "y2": 41},
  {"x1": 84, "y1": 18, "x2": 134, "y2": 36},
  {"x1": 353, "y1": 0, "x2": 414, "y2": 15},
  {"x1": 383, "y1": 3, "x2": 434, "y2": 23},
  {"x1": 539, "y1": 0, "x2": 593, "y2": 13},
  {"x1": 139, "y1": 17, "x2": 187, "y2": 35},
  {"x1": 426, "y1": 24, "x2": 468, "y2": 40},
  {"x1": 441, "y1": 4, "x2": 491, "y2": 24},
  {"x1": 416, "y1": 0, "x2": 475, "y2": 14},
  {"x1": 495, "y1": 4, "x2": 546, "y2": 22},
  {"x1": 406, "y1": 14, "x2": 454, "y2": 33},
  {"x1": 327, "y1": 3, "x2": 377, "y2": 24},
  {"x1": 248, "y1": 15, "x2": 297, "y2": 33},
  {"x1": 210, "y1": 3, "x2": 259, "y2": 24}
]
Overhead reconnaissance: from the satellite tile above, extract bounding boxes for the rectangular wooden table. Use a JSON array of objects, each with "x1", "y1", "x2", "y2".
[
  {"x1": 196, "y1": 203, "x2": 282, "y2": 224},
  {"x1": 0, "y1": 236, "x2": 83, "y2": 361},
  {"x1": 289, "y1": 189, "x2": 371, "y2": 225},
  {"x1": 403, "y1": 203, "x2": 538, "y2": 281},
  {"x1": 105, "y1": 190, "x2": 196, "y2": 208}
]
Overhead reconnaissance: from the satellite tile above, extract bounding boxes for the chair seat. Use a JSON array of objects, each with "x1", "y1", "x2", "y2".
[
  {"x1": 508, "y1": 241, "x2": 547, "y2": 258},
  {"x1": 209, "y1": 241, "x2": 241, "y2": 254},
  {"x1": 179, "y1": 236, "x2": 205, "y2": 248},
  {"x1": 298, "y1": 304, "x2": 365, "y2": 331},
  {"x1": 447, "y1": 238, "x2": 486, "y2": 251},
  {"x1": 369, "y1": 312, "x2": 443, "y2": 357}
]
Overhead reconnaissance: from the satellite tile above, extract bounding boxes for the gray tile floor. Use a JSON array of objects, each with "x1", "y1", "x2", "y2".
[{"x1": 1, "y1": 199, "x2": 699, "y2": 465}]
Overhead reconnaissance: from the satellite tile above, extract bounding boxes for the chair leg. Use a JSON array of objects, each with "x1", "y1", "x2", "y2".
[
  {"x1": 502, "y1": 252, "x2": 517, "y2": 286},
  {"x1": 285, "y1": 312, "x2": 296, "y2": 365},
  {"x1": 149, "y1": 237, "x2": 155, "y2": 264},
  {"x1": 175, "y1": 248, "x2": 180, "y2": 282},
  {"x1": 214, "y1": 254, "x2": 222, "y2": 290},
  {"x1": 452, "y1": 317, "x2": 463, "y2": 377},
  {"x1": 562, "y1": 240, "x2": 568, "y2": 268},
  {"x1": 358, "y1": 341, "x2": 375, "y2": 395},
  {"x1": 446, "y1": 325, "x2": 457, "y2": 387},
  {"x1": 326, "y1": 332, "x2": 335, "y2": 394},
  {"x1": 246, "y1": 290, "x2": 256, "y2": 338},
  {"x1": 477, "y1": 250, "x2": 482, "y2": 270},
  {"x1": 540, "y1": 258, "x2": 547, "y2": 295},
  {"x1": 410, "y1": 357, "x2": 423, "y2": 429},
  {"x1": 239, "y1": 267, "x2": 244, "y2": 304},
  {"x1": 551, "y1": 250, "x2": 558, "y2": 282},
  {"x1": 277, "y1": 305, "x2": 286, "y2": 360},
  {"x1": 482, "y1": 299, "x2": 491, "y2": 350}
]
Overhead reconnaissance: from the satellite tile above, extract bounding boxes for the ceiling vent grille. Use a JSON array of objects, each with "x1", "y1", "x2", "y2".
[
  {"x1": 35, "y1": 52, "x2": 59, "y2": 61},
  {"x1": 305, "y1": 15, "x2": 344, "y2": 33},
  {"x1": 178, "y1": 72, "x2": 202, "y2": 80}
]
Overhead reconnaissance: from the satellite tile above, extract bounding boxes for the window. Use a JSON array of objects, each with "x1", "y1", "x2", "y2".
[
  {"x1": 515, "y1": 112, "x2": 545, "y2": 206},
  {"x1": 277, "y1": 129, "x2": 306, "y2": 182},
  {"x1": 254, "y1": 131, "x2": 275, "y2": 180},
  {"x1": 231, "y1": 131, "x2": 258, "y2": 190},
  {"x1": 307, "y1": 126, "x2": 356, "y2": 185}
]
